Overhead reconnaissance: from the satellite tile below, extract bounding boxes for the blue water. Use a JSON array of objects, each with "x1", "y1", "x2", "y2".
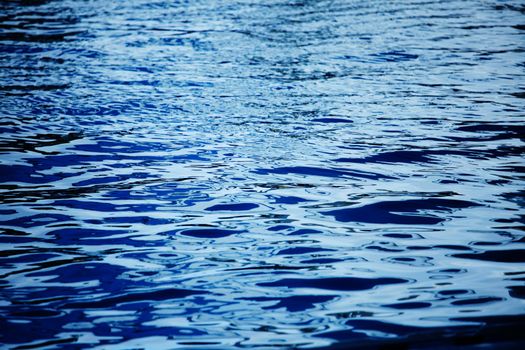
[{"x1": 0, "y1": 0, "x2": 524, "y2": 348}]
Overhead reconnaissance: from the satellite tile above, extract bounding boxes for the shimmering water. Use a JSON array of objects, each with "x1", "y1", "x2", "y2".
[{"x1": 0, "y1": 0, "x2": 524, "y2": 348}]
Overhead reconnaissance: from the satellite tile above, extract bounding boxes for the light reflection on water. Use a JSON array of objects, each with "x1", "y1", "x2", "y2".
[{"x1": 0, "y1": 0, "x2": 524, "y2": 348}]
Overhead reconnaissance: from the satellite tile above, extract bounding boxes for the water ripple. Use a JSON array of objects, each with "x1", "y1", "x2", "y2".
[{"x1": 1, "y1": 0, "x2": 524, "y2": 348}]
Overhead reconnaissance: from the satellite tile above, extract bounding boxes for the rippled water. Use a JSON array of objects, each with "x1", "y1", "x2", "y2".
[{"x1": 1, "y1": 0, "x2": 524, "y2": 348}]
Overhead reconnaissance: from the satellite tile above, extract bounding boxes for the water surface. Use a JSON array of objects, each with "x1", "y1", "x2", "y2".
[{"x1": 0, "y1": 0, "x2": 524, "y2": 348}]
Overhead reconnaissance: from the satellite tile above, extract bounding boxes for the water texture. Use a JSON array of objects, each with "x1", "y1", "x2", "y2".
[{"x1": 0, "y1": 0, "x2": 524, "y2": 348}]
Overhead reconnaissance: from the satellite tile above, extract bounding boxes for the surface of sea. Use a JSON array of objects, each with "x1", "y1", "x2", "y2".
[{"x1": 0, "y1": 0, "x2": 524, "y2": 349}]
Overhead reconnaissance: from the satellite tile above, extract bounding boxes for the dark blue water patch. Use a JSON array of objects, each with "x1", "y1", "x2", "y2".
[
  {"x1": 239, "y1": 295, "x2": 335, "y2": 312},
  {"x1": 0, "y1": 84, "x2": 71, "y2": 95},
  {"x1": 254, "y1": 166, "x2": 391, "y2": 180},
  {"x1": 405, "y1": 246, "x2": 432, "y2": 252},
  {"x1": 272, "y1": 195, "x2": 310, "y2": 204},
  {"x1": 258, "y1": 277, "x2": 408, "y2": 291},
  {"x1": 311, "y1": 118, "x2": 353, "y2": 123},
  {"x1": 0, "y1": 235, "x2": 35, "y2": 244},
  {"x1": 451, "y1": 314, "x2": 525, "y2": 326},
  {"x1": 445, "y1": 147, "x2": 525, "y2": 163},
  {"x1": 451, "y1": 297, "x2": 503, "y2": 306},
  {"x1": 507, "y1": 286, "x2": 525, "y2": 299},
  {"x1": 453, "y1": 250, "x2": 525, "y2": 263},
  {"x1": 382, "y1": 302, "x2": 432, "y2": 309},
  {"x1": 0, "y1": 227, "x2": 30, "y2": 236},
  {"x1": 0, "y1": 132, "x2": 82, "y2": 153},
  {"x1": 9, "y1": 308, "x2": 63, "y2": 318},
  {"x1": 455, "y1": 123, "x2": 524, "y2": 137},
  {"x1": 0, "y1": 209, "x2": 16, "y2": 215},
  {"x1": 382, "y1": 233, "x2": 419, "y2": 239},
  {"x1": 1, "y1": 252, "x2": 59, "y2": 265},
  {"x1": 500, "y1": 190, "x2": 525, "y2": 207},
  {"x1": 268, "y1": 224, "x2": 293, "y2": 232},
  {"x1": 179, "y1": 228, "x2": 242, "y2": 238},
  {"x1": 26, "y1": 262, "x2": 129, "y2": 285},
  {"x1": 205, "y1": 203, "x2": 259, "y2": 211},
  {"x1": 51, "y1": 199, "x2": 159, "y2": 213},
  {"x1": 322, "y1": 198, "x2": 480, "y2": 225},
  {"x1": 0, "y1": 164, "x2": 73, "y2": 184},
  {"x1": 46, "y1": 228, "x2": 132, "y2": 239},
  {"x1": 1, "y1": 248, "x2": 51, "y2": 259},
  {"x1": 336, "y1": 50, "x2": 418, "y2": 64},
  {"x1": 437, "y1": 289, "x2": 471, "y2": 296},
  {"x1": 0, "y1": 310, "x2": 85, "y2": 345},
  {"x1": 0, "y1": 30, "x2": 83, "y2": 43},
  {"x1": 334, "y1": 150, "x2": 436, "y2": 164},
  {"x1": 434, "y1": 244, "x2": 472, "y2": 251},
  {"x1": 1, "y1": 257, "x2": 99, "y2": 279},
  {"x1": 312, "y1": 321, "x2": 525, "y2": 350},
  {"x1": 0, "y1": 213, "x2": 72, "y2": 228},
  {"x1": 472, "y1": 241, "x2": 503, "y2": 246},
  {"x1": 492, "y1": 3, "x2": 525, "y2": 13}
]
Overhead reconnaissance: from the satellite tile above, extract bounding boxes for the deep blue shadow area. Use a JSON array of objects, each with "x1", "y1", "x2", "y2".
[{"x1": 322, "y1": 198, "x2": 480, "y2": 225}]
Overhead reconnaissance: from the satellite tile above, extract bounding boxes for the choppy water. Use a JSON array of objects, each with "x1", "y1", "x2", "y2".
[{"x1": 0, "y1": 0, "x2": 524, "y2": 348}]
